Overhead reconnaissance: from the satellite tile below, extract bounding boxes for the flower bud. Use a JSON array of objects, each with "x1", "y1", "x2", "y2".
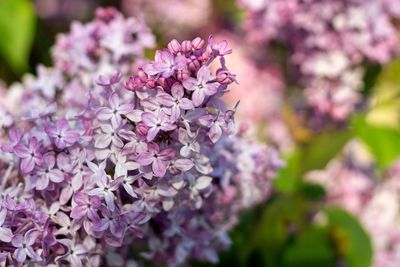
[
  {"x1": 191, "y1": 37, "x2": 205, "y2": 50},
  {"x1": 181, "y1": 40, "x2": 192, "y2": 53},
  {"x1": 168, "y1": 39, "x2": 181, "y2": 54},
  {"x1": 216, "y1": 69, "x2": 236, "y2": 84}
]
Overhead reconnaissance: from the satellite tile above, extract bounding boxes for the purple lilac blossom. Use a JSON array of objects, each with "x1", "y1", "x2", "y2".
[
  {"x1": 0, "y1": 9, "x2": 283, "y2": 267},
  {"x1": 239, "y1": 0, "x2": 400, "y2": 121}
]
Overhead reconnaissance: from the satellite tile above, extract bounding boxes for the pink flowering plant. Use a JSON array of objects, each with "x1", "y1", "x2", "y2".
[
  {"x1": 238, "y1": 0, "x2": 400, "y2": 121},
  {"x1": 0, "y1": 8, "x2": 283, "y2": 267}
]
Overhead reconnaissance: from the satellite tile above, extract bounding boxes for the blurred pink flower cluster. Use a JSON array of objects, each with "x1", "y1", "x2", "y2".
[
  {"x1": 220, "y1": 33, "x2": 294, "y2": 152},
  {"x1": 122, "y1": 0, "x2": 213, "y2": 39},
  {"x1": 307, "y1": 141, "x2": 400, "y2": 267},
  {"x1": 239, "y1": 0, "x2": 400, "y2": 120}
]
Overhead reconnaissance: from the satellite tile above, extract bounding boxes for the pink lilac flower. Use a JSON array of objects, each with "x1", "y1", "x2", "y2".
[
  {"x1": 156, "y1": 82, "x2": 194, "y2": 121},
  {"x1": 141, "y1": 111, "x2": 177, "y2": 142},
  {"x1": 44, "y1": 118, "x2": 80, "y2": 149},
  {"x1": 182, "y1": 65, "x2": 219, "y2": 107},
  {"x1": 14, "y1": 137, "x2": 43, "y2": 173},
  {"x1": 12, "y1": 230, "x2": 42, "y2": 263}
]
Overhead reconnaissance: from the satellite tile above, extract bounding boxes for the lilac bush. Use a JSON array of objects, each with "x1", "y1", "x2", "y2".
[
  {"x1": 0, "y1": 8, "x2": 283, "y2": 267},
  {"x1": 239, "y1": 0, "x2": 400, "y2": 121}
]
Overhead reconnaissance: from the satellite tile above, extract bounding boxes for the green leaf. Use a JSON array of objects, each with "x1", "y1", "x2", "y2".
[
  {"x1": 274, "y1": 130, "x2": 352, "y2": 193},
  {"x1": 299, "y1": 130, "x2": 353, "y2": 173},
  {"x1": 274, "y1": 149, "x2": 302, "y2": 193},
  {"x1": 0, "y1": 0, "x2": 36, "y2": 74},
  {"x1": 352, "y1": 116, "x2": 400, "y2": 168},
  {"x1": 325, "y1": 207, "x2": 373, "y2": 267},
  {"x1": 282, "y1": 227, "x2": 336, "y2": 267},
  {"x1": 254, "y1": 195, "x2": 307, "y2": 266}
]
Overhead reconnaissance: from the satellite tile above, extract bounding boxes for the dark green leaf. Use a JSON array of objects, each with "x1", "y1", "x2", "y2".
[{"x1": 325, "y1": 207, "x2": 373, "y2": 267}]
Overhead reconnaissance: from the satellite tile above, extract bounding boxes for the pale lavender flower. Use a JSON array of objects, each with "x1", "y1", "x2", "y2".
[
  {"x1": 44, "y1": 119, "x2": 80, "y2": 149},
  {"x1": 14, "y1": 137, "x2": 43, "y2": 173},
  {"x1": 183, "y1": 66, "x2": 219, "y2": 107},
  {"x1": 87, "y1": 172, "x2": 123, "y2": 212},
  {"x1": 141, "y1": 111, "x2": 177, "y2": 142},
  {"x1": 156, "y1": 83, "x2": 194, "y2": 121},
  {"x1": 12, "y1": 230, "x2": 42, "y2": 263},
  {"x1": 137, "y1": 143, "x2": 176, "y2": 177}
]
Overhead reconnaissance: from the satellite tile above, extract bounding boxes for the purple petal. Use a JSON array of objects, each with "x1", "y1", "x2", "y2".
[
  {"x1": 95, "y1": 134, "x2": 112, "y2": 149},
  {"x1": 97, "y1": 107, "x2": 113, "y2": 121},
  {"x1": 209, "y1": 124, "x2": 222, "y2": 143},
  {"x1": 21, "y1": 157, "x2": 35, "y2": 173},
  {"x1": 146, "y1": 127, "x2": 159, "y2": 142},
  {"x1": 136, "y1": 152, "x2": 154, "y2": 166},
  {"x1": 171, "y1": 83, "x2": 184, "y2": 98},
  {"x1": 71, "y1": 206, "x2": 87, "y2": 220},
  {"x1": 156, "y1": 93, "x2": 174, "y2": 107},
  {"x1": 141, "y1": 112, "x2": 157, "y2": 127},
  {"x1": 192, "y1": 90, "x2": 205, "y2": 107},
  {"x1": 14, "y1": 145, "x2": 29, "y2": 158},
  {"x1": 174, "y1": 159, "x2": 194, "y2": 171},
  {"x1": 48, "y1": 170, "x2": 64, "y2": 183},
  {"x1": 26, "y1": 246, "x2": 41, "y2": 261},
  {"x1": 152, "y1": 159, "x2": 167, "y2": 177},
  {"x1": 197, "y1": 66, "x2": 212, "y2": 84},
  {"x1": 182, "y1": 77, "x2": 197, "y2": 91},
  {"x1": 179, "y1": 98, "x2": 194, "y2": 110},
  {"x1": 13, "y1": 248, "x2": 26, "y2": 262},
  {"x1": 104, "y1": 192, "x2": 115, "y2": 211},
  {"x1": 25, "y1": 230, "x2": 40, "y2": 246},
  {"x1": 0, "y1": 227, "x2": 13, "y2": 242}
]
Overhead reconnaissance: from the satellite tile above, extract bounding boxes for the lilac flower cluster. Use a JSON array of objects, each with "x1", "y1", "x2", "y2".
[
  {"x1": 307, "y1": 140, "x2": 400, "y2": 267},
  {"x1": 239, "y1": 0, "x2": 400, "y2": 120},
  {"x1": 0, "y1": 9, "x2": 283, "y2": 266}
]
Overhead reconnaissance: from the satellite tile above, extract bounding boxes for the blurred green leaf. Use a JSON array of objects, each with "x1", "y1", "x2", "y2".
[
  {"x1": 274, "y1": 149, "x2": 302, "y2": 193},
  {"x1": 366, "y1": 60, "x2": 400, "y2": 129},
  {"x1": 274, "y1": 130, "x2": 352, "y2": 193},
  {"x1": 282, "y1": 227, "x2": 335, "y2": 267},
  {"x1": 352, "y1": 116, "x2": 400, "y2": 168},
  {"x1": 325, "y1": 207, "x2": 373, "y2": 267},
  {"x1": 299, "y1": 130, "x2": 353, "y2": 173},
  {"x1": 0, "y1": 0, "x2": 36, "y2": 74},
  {"x1": 254, "y1": 195, "x2": 307, "y2": 266}
]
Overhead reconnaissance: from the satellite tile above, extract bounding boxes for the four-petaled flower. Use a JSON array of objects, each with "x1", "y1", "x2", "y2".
[
  {"x1": 141, "y1": 111, "x2": 176, "y2": 142},
  {"x1": 45, "y1": 119, "x2": 80, "y2": 149},
  {"x1": 14, "y1": 137, "x2": 43, "y2": 173},
  {"x1": 137, "y1": 143, "x2": 176, "y2": 177},
  {"x1": 87, "y1": 172, "x2": 123, "y2": 212},
  {"x1": 96, "y1": 93, "x2": 139, "y2": 126},
  {"x1": 12, "y1": 230, "x2": 42, "y2": 263},
  {"x1": 142, "y1": 50, "x2": 186, "y2": 78},
  {"x1": 156, "y1": 82, "x2": 194, "y2": 121},
  {"x1": 35, "y1": 153, "x2": 64, "y2": 190},
  {"x1": 183, "y1": 65, "x2": 219, "y2": 107}
]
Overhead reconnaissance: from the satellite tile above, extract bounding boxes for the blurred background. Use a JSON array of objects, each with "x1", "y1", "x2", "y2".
[{"x1": 1, "y1": 0, "x2": 400, "y2": 266}]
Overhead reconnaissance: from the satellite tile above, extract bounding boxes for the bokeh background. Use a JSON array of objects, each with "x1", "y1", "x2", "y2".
[{"x1": 1, "y1": 0, "x2": 400, "y2": 266}]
